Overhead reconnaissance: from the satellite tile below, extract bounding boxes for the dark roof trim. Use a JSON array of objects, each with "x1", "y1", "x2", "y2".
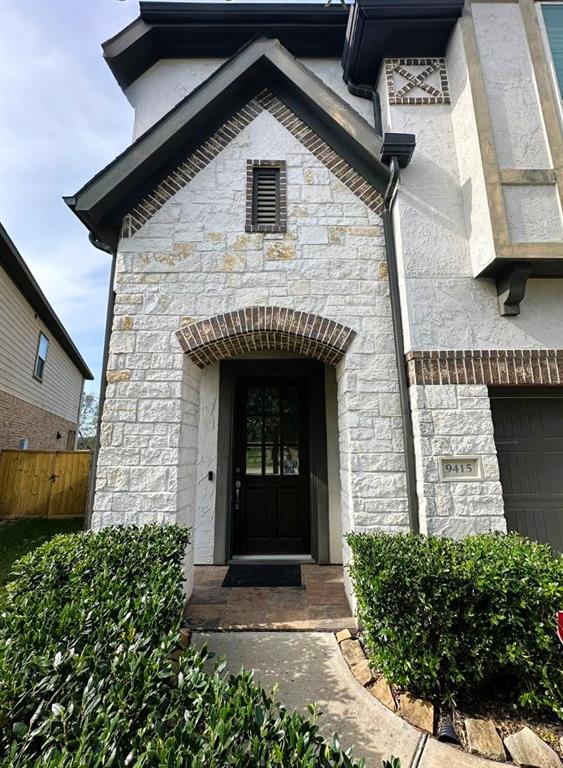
[
  {"x1": 103, "y1": 2, "x2": 349, "y2": 90},
  {"x1": 0, "y1": 224, "x2": 94, "y2": 380},
  {"x1": 343, "y1": 0, "x2": 464, "y2": 83},
  {"x1": 67, "y1": 37, "x2": 390, "y2": 249}
]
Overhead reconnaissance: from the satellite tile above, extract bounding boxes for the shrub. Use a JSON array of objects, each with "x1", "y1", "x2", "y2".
[
  {"x1": 0, "y1": 525, "x2": 365, "y2": 767},
  {"x1": 347, "y1": 532, "x2": 563, "y2": 717}
]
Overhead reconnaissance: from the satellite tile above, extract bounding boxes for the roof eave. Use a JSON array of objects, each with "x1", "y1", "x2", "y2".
[{"x1": 0, "y1": 224, "x2": 94, "y2": 380}]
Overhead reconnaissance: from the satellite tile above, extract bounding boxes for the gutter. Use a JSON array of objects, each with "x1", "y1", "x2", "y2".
[
  {"x1": 382, "y1": 155, "x2": 420, "y2": 534},
  {"x1": 85, "y1": 233, "x2": 117, "y2": 528}
]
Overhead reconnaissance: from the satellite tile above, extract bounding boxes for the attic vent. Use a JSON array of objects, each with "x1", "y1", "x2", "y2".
[
  {"x1": 253, "y1": 167, "x2": 279, "y2": 225},
  {"x1": 246, "y1": 160, "x2": 287, "y2": 233}
]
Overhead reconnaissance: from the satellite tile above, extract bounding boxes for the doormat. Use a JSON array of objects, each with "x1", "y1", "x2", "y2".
[{"x1": 222, "y1": 564, "x2": 302, "y2": 588}]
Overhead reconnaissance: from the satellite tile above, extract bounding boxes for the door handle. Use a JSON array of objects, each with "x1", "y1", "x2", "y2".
[{"x1": 234, "y1": 480, "x2": 241, "y2": 510}]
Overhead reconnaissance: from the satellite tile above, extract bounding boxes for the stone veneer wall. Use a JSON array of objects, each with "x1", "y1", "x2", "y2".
[
  {"x1": 0, "y1": 390, "x2": 77, "y2": 451},
  {"x1": 410, "y1": 384, "x2": 506, "y2": 537},
  {"x1": 93, "y1": 107, "x2": 410, "y2": 568}
]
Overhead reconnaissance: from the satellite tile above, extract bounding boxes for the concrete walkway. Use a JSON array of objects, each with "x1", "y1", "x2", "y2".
[{"x1": 194, "y1": 631, "x2": 503, "y2": 768}]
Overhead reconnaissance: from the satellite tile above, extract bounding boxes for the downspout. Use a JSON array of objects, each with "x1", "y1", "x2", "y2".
[
  {"x1": 347, "y1": 75, "x2": 420, "y2": 533},
  {"x1": 85, "y1": 232, "x2": 116, "y2": 529},
  {"x1": 346, "y1": 81, "x2": 383, "y2": 135},
  {"x1": 382, "y1": 158, "x2": 420, "y2": 534}
]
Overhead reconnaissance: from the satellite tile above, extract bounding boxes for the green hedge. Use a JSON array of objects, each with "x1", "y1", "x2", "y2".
[
  {"x1": 0, "y1": 525, "x2": 365, "y2": 767},
  {"x1": 347, "y1": 532, "x2": 563, "y2": 717}
]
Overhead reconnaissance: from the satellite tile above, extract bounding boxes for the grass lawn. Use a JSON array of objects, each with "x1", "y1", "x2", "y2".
[{"x1": 0, "y1": 518, "x2": 84, "y2": 587}]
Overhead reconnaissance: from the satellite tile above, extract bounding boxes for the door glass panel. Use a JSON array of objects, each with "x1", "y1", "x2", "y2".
[
  {"x1": 243, "y1": 382, "x2": 302, "y2": 477},
  {"x1": 246, "y1": 445, "x2": 262, "y2": 475},
  {"x1": 264, "y1": 386, "x2": 281, "y2": 414},
  {"x1": 282, "y1": 386, "x2": 299, "y2": 413},
  {"x1": 264, "y1": 414, "x2": 281, "y2": 443},
  {"x1": 246, "y1": 414, "x2": 262, "y2": 443},
  {"x1": 283, "y1": 445, "x2": 300, "y2": 475},
  {"x1": 265, "y1": 444, "x2": 281, "y2": 475},
  {"x1": 247, "y1": 386, "x2": 263, "y2": 413},
  {"x1": 283, "y1": 412, "x2": 299, "y2": 443}
]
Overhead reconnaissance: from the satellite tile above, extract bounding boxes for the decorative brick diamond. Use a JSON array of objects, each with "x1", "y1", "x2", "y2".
[{"x1": 385, "y1": 58, "x2": 450, "y2": 105}]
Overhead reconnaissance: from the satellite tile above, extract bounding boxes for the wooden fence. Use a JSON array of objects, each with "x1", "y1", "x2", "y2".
[{"x1": 0, "y1": 450, "x2": 91, "y2": 519}]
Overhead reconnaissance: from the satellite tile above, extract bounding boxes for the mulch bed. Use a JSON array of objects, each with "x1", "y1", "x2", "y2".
[{"x1": 454, "y1": 694, "x2": 563, "y2": 761}]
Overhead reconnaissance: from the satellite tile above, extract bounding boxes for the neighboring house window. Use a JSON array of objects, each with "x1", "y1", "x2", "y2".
[
  {"x1": 542, "y1": 4, "x2": 563, "y2": 97},
  {"x1": 245, "y1": 160, "x2": 287, "y2": 233},
  {"x1": 34, "y1": 332, "x2": 49, "y2": 381}
]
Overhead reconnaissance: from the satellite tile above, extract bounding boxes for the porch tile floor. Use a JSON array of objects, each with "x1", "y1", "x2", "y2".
[{"x1": 184, "y1": 565, "x2": 357, "y2": 631}]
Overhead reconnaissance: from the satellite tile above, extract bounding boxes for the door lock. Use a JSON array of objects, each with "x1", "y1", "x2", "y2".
[{"x1": 234, "y1": 480, "x2": 241, "y2": 510}]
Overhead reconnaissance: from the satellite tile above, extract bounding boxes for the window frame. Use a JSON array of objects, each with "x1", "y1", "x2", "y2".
[
  {"x1": 538, "y1": 2, "x2": 563, "y2": 125},
  {"x1": 33, "y1": 331, "x2": 49, "y2": 382},
  {"x1": 245, "y1": 160, "x2": 287, "y2": 233}
]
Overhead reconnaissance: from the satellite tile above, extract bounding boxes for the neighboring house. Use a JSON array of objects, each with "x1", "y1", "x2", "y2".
[
  {"x1": 67, "y1": 0, "x2": 563, "y2": 596},
  {"x1": 0, "y1": 224, "x2": 93, "y2": 451}
]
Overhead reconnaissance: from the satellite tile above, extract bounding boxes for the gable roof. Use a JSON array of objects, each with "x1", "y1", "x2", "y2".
[
  {"x1": 0, "y1": 224, "x2": 93, "y2": 380},
  {"x1": 65, "y1": 37, "x2": 390, "y2": 250}
]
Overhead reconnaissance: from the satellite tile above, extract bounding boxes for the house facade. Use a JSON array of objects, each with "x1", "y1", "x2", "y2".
[
  {"x1": 68, "y1": 0, "x2": 563, "y2": 594},
  {"x1": 0, "y1": 225, "x2": 93, "y2": 451}
]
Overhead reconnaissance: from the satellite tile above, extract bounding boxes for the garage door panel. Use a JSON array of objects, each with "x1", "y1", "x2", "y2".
[
  {"x1": 492, "y1": 400, "x2": 535, "y2": 438},
  {"x1": 546, "y1": 453, "x2": 563, "y2": 493},
  {"x1": 491, "y1": 394, "x2": 563, "y2": 554},
  {"x1": 540, "y1": 400, "x2": 563, "y2": 436},
  {"x1": 497, "y1": 452, "x2": 539, "y2": 495}
]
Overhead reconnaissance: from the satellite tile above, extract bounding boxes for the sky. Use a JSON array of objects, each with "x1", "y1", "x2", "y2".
[
  {"x1": 0, "y1": 0, "x2": 332, "y2": 397},
  {"x1": 0, "y1": 0, "x2": 139, "y2": 396}
]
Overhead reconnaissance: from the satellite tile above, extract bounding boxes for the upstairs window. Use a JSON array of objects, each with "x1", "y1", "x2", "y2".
[
  {"x1": 542, "y1": 4, "x2": 563, "y2": 98},
  {"x1": 245, "y1": 160, "x2": 287, "y2": 233},
  {"x1": 34, "y1": 332, "x2": 49, "y2": 381}
]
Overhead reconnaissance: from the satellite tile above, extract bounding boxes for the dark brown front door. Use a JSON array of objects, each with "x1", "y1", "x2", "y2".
[{"x1": 232, "y1": 378, "x2": 311, "y2": 555}]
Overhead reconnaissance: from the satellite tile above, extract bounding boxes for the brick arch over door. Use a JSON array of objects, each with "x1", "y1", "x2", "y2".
[{"x1": 175, "y1": 307, "x2": 356, "y2": 368}]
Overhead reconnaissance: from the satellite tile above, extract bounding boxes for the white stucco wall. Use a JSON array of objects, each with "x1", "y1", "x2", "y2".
[
  {"x1": 125, "y1": 57, "x2": 372, "y2": 141},
  {"x1": 126, "y1": 59, "x2": 224, "y2": 140},
  {"x1": 377, "y1": 42, "x2": 563, "y2": 352},
  {"x1": 447, "y1": 22, "x2": 497, "y2": 276},
  {"x1": 503, "y1": 184, "x2": 563, "y2": 242},
  {"x1": 472, "y1": 3, "x2": 552, "y2": 170},
  {"x1": 94, "y1": 109, "x2": 411, "y2": 561}
]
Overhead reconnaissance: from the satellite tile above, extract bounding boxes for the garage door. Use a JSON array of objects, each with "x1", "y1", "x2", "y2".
[{"x1": 490, "y1": 392, "x2": 563, "y2": 554}]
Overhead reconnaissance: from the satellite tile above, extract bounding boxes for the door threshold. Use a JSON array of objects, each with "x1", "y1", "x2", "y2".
[{"x1": 228, "y1": 555, "x2": 316, "y2": 565}]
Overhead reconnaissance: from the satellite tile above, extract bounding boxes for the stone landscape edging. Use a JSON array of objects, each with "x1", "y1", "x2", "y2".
[{"x1": 334, "y1": 629, "x2": 563, "y2": 768}]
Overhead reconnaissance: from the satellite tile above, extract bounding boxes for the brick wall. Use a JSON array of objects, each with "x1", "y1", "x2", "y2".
[{"x1": 0, "y1": 390, "x2": 77, "y2": 451}]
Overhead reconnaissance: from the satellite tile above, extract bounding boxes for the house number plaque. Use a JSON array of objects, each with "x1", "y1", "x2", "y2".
[{"x1": 439, "y1": 456, "x2": 482, "y2": 481}]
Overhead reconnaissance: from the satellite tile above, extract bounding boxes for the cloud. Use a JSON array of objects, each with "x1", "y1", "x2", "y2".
[{"x1": 0, "y1": 0, "x2": 138, "y2": 395}]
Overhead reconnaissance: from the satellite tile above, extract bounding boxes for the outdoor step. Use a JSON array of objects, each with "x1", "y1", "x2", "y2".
[
  {"x1": 504, "y1": 727, "x2": 562, "y2": 768},
  {"x1": 465, "y1": 718, "x2": 505, "y2": 762}
]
